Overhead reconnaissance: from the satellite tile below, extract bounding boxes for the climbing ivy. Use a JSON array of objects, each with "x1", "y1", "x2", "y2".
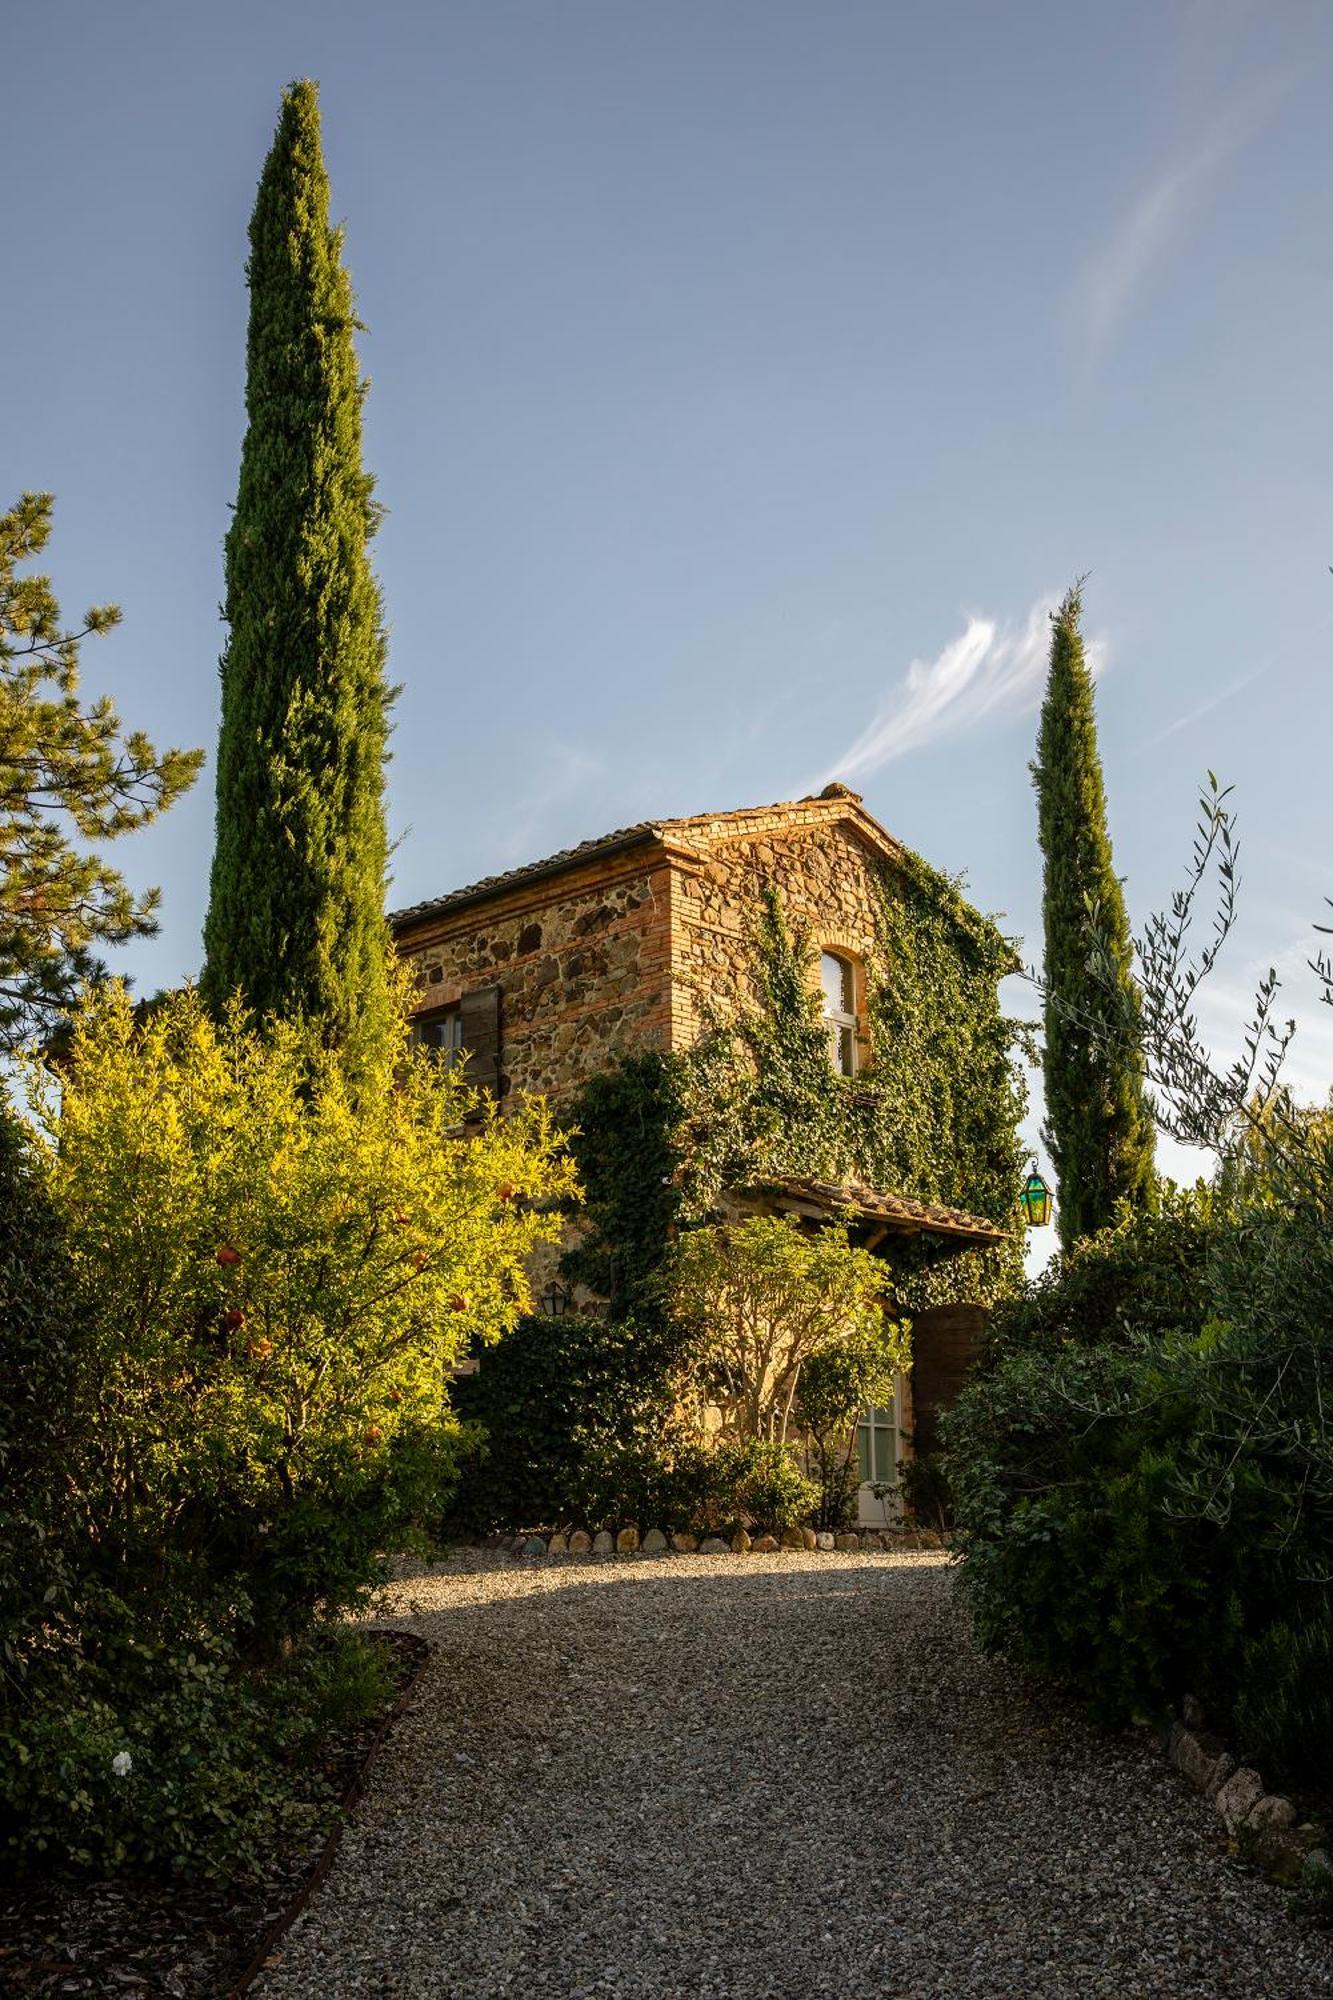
[
  {"x1": 560, "y1": 1052, "x2": 685, "y2": 1324},
  {"x1": 668, "y1": 853, "x2": 1027, "y2": 1307},
  {"x1": 450, "y1": 855, "x2": 1027, "y2": 1528}
]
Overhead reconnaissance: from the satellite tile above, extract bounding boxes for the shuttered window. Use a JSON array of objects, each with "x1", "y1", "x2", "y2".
[
  {"x1": 410, "y1": 1005, "x2": 464, "y2": 1067},
  {"x1": 411, "y1": 985, "x2": 502, "y2": 1097},
  {"x1": 459, "y1": 984, "x2": 502, "y2": 1096}
]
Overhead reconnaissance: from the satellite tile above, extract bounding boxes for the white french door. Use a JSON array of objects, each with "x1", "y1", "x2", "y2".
[{"x1": 855, "y1": 1395, "x2": 902, "y2": 1526}]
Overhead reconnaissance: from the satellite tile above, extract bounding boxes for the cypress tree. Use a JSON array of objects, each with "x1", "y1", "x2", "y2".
[
  {"x1": 1032, "y1": 584, "x2": 1155, "y2": 1248},
  {"x1": 202, "y1": 79, "x2": 392, "y2": 1048}
]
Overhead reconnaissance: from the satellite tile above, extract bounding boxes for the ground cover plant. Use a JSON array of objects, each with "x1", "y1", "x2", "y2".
[{"x1": 0, "y1": 981, "x2": 573, "y2": 1879}]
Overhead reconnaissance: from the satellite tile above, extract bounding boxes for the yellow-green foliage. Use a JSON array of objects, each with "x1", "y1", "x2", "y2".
[
  {"x1": 23, "y1": 981, "x2": 575, "y2": 1632},
  {"x1": 668, "y1": 1215, "x2": 909, "y2": 1443}
]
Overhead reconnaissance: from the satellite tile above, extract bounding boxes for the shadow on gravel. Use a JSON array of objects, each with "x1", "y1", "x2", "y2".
[{"x1": 253, "y1": 1557, "x2": 1333, "y2": 2000}]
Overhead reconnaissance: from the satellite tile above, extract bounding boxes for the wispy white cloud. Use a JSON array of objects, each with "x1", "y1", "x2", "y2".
[
  {"x1": 1071, "y1": 75, "x2": 1295, "y2": 372},
  {"x1": 821, "y1": 595, "x2": 1096, "y2": 784},
  {"x1": 1135, "y1": 666, "x2": 1263, "y2": 752}
]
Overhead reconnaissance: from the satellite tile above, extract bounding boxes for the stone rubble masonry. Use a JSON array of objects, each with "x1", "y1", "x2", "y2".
[
  {"x1": 1164, "y1": 1708, "x2": 1313, "y2": 1885},
  {"x1": 392, "y1": 789, "x2": 910, "y2": 1110},
  {"x1": 480, "y1": 1526, "x2": 944, "y2": 1559}
]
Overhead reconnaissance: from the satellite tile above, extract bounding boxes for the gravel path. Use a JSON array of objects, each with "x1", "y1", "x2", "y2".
[{"x1": 258, "y1": 1551, "x2": 1333, "y2": 1999}]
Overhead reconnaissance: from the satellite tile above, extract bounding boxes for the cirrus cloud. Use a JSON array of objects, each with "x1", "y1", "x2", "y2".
[{"x1": 821, "y1": 595, "x2": 1099, "y2": 784}]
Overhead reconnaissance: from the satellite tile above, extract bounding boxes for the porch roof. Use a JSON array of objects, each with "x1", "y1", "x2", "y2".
[{"x1": 747, "y1": 1176, "x2": 1010, "y2": 1248}]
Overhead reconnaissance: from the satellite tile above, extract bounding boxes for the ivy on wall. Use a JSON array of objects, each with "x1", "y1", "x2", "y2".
[
  {"x1": 669, "y1": 853, "x2": 1028, "y2": 1307},
  {"x1": 560, "y1": 1052, "x2": 685, "y2": 1324},
  {"x1": 448, "y1": 852, "x2": 1028, "y2": 1527}
]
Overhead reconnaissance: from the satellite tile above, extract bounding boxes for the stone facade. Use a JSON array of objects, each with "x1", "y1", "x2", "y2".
[
  {"x1": 395, "y1": 850, "x2": 672, "y2": 1102},
  {"x1": 390, "y1": 785, "x2": 904, "y2": 1102},
  {"x1": 391, "y1": 787, "x2": 1001, "y2": 1496}
]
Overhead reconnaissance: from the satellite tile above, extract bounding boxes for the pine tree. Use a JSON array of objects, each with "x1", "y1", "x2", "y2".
[
  {"x1": 202, "y1": 80, "x2": 392, "y2": 1049},
  {"x1": 1032, "y1": 583, "x2": 1155, "y2": 1248},
  {"x1": 0, "y1": 493, "x2": 202, "y2": 1052}
]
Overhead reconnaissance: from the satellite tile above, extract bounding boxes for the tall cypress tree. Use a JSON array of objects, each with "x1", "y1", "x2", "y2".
[
  {"x1": 1032, "y1": 584, "x2": 1155, "y2": 1248},
  {"x1": 202, "y1": 80, "x2": 391, "y2": 1048}
]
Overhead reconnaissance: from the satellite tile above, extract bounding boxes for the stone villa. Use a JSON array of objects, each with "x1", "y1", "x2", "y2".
[{"x1": 390, "y1": 783, "x2": 1009, "y2": 1524}]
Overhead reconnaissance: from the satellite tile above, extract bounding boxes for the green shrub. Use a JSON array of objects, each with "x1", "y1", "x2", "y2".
[
  {"x1": 669, "y1": 1216, "x2": 902, "y2": 1441},
  {"x1": 2, "y1": 1613, "x2": 390, "y2": 1879},
  {"x1": 979, "y1": 1184, "x2": 1214, "y2": 1367},
  {"x1": 0, "y1": 1110, "x2": 85, "y2": 1709},
  {"x1": 569, "y1": 1424, "x2": 817, "y2": 1535},
  {"x1": 22, "y1": 982, "x2": 572, "y2": 1654},
  {"x1": 946, "y1": 1172, "x2": 1333, "y2": 1765},
  {"x1": 896, "y1": 1452, "x2": 952, "y2": 1530},
  {"x1": 1233, "y1": 1611, "x2": 1333, "y2": 1792},
  {"x1": 945, "y1": 1334, "x2": 1224, "y2": 1720},
  {"x1": 732, "y1": 1440, "x2": 819, "y2": 1530},
  {"x1": 449, "y1": 1312, "x2": 683, "y2": 1531},
  {"x1": 794, "y1": 1319, "x2": 902, "y2": 1529},
  {"x1": 1, "y1": 980, "x2": 574, "y2": 1881}
]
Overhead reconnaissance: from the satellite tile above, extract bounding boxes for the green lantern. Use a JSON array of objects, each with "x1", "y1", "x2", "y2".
[{"x1": 1021, "y1": 1170, "x2": 1053, "y2": 1229}]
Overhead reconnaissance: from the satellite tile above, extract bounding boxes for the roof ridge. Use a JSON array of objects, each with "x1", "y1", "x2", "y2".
[{"x1": 388, "y1": 786, "x2": 893, "y2": 930}]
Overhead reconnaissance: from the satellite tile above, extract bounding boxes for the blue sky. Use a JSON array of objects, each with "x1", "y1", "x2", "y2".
[{"x1": 7, "y1": 0, "x2": 1333, "y2": 1223}]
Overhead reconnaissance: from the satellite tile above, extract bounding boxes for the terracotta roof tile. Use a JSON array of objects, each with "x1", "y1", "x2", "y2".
[
  {"x1": 389, "y1": 821, "x2": 664, "y2": 928},
  {"x1": 387, "y1": 785, "x2": 888, "y2": 930},
  {"x1": 753, "y1": 1176, "x2": 1010, "y2": 1245}
]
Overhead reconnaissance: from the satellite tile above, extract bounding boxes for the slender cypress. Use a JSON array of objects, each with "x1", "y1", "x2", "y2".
[
  {"x1": 1032, "y1": 584, "x2": 1155, "y2": 1248},
  {"x1": 202, "y1": 80, "x2": 392, "y2": 1048}
]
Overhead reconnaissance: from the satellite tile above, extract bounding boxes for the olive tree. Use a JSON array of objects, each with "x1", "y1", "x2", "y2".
[{"x1": 668, "y1": 1215, "x2": 905, "y2": 1443}]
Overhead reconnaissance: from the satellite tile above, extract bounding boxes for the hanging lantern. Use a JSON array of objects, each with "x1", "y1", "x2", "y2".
[{"x1": 1020, "y1": 1170, "x2": 1053, "y2": 1229}]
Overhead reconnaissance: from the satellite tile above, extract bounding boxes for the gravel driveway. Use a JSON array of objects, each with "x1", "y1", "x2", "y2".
[{"x1": 258, "y1": 1551, "x2": 1333, "y2": 1999}]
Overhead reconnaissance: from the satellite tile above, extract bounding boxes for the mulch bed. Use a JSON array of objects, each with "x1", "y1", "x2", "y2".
[{"x1": 0, "y1": 1628, "x2": 430, "y2": 1999}]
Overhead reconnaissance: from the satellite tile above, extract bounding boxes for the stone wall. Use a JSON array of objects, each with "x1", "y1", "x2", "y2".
[
  {"x1": 396, "y1": 852, "x2": 673, "y2": 1104},
  {"x1": 667, "y1": 803, "x2": 897, "y2": 1059},
  {"x1": 395, "y1": 792, "x2": 907, "y2": 1099}
]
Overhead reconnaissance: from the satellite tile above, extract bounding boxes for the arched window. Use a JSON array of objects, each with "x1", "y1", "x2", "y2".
[{"x1": 820, "y1": 951, "x2": 857, "y2": 1076}]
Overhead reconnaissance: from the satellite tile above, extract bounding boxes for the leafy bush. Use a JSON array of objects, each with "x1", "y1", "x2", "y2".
[
  {"x1": 947, "y1": 1334, "x2": 1224, "y2": 1720},
  {"x1": 4, "y1": 1608, "x2": 391, "y2": 1879},
  {"x1": 570, "y1": 1423, "x2": 817, "y2": 1535},
  {"x1": 23, "y1": 983, "x2": 572, "y2": 1654},
  {"x1": 2, "y1": 980, "x2": 573, "y2": 1879},
  {"x1": 946, "y1": 1165, "x2": 1333, "y2": 1774},
  {"x1": 793, "y1": 1317, "x2": 902, "y2": 1528},
  {"x1": 732, "y1": 1439, "x2": 820, "y2": 1531},
  {"x1": 449, "y1": 1312, "x2": 682, "y2": 1532},
  {"x1": 1233, "y1": 1612, "x2": 1333, "y2": 1793},
  {"x1": 896, "y1": 1452, "x2": 952, "y2": 1531},
  {"x1": 669, "y1": 1216, "x2": 904, "y2": 1441},
  {"x1": 978, "y1": 1184, "x2": 1215, "y2": 1366},
  {"x1": 0, "y1": 1111, "x2": 84, "y2": 1707}
]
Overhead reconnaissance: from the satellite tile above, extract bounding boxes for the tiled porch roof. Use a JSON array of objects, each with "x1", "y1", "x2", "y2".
[{"x1": 751, "y1": 1176, "x2": 1010, "y2": 1247}]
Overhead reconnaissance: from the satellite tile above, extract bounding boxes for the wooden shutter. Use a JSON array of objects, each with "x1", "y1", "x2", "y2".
[{"x1": 459, "y1": 984, "x2": 501, "y2": 1097}]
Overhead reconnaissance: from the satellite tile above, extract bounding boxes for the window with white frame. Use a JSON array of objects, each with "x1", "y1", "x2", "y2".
[
  {"x1": 857, "y1": 1403, "x2": 896, "y2": 1486},
  {"x1": 820, "y1": 951, "x2": 857, "y2": 1076}
]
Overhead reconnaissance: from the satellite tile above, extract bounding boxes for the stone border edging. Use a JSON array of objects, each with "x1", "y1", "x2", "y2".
[
  {"x1": 1161, "y1": 1697, "x2": 1331, "y2": 1900},
  {"x1": 478, "y1": 1525, "x2": 946, "y2": 1557},
  {"x1": 227, "y1": 1629, "x2": 433, "y2": 1999}
]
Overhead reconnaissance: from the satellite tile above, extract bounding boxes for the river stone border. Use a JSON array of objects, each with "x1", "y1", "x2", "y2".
[
  {"x1": 1161, "y1": 1696, "x2": 1331, "y2": 1900},
  {"x1": 477, "y1": 1525, "x2": 945, "y2": 1559}
]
